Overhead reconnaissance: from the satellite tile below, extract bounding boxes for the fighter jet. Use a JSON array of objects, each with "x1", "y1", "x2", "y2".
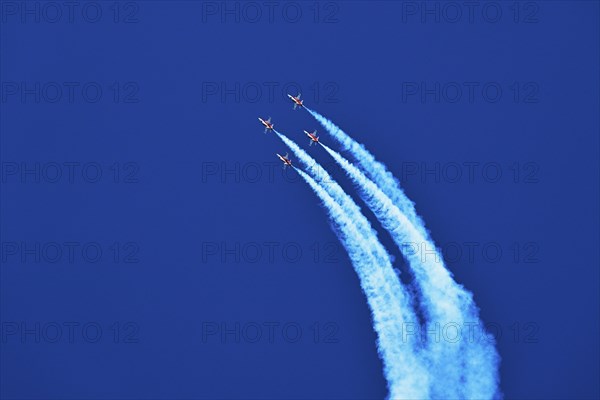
[
  {"x1": 305, "y1": 130, "x2": 319, "y2": 145},
  {"x1": 258, "y1": 117, "x2": 274, "y2": 133},
  {"x1": 276, "y1": 153, "x2": 292, "y2": 168},
  {"x1": 287, "y1": 93, "x2": 303, "y2": 110}
]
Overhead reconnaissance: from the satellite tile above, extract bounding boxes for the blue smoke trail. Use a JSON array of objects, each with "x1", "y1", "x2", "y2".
[
  {"x1": 319, "y1": 141, "x2": 501, "y2": 399},
  {"x1": 292, "y1": 166, "x2": 430, "y2": 399}
]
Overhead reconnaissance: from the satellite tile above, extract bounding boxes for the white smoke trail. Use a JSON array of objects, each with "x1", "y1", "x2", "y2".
[
  {"x1": 304, "y1": 108, "x2": 501, "y2": 396},
  {"x1": 274, "y1": 130, "x2": 417, "y2": 344},
  {"x1": 305, "y1": 108, "x2": 430, "y2": 240},
  {"x1": 274, "y1": 131, "x2": 392, "y2": 269},
  {"x1": 292, "y1": 167, "x2": 430, "y2": 399},
  {"x1": 319, "y1": 141, "x2": 501, "y2": 399}
]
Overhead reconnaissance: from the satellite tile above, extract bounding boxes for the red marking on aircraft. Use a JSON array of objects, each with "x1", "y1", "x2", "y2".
[
  {"x1": 276, "y1": 153, "x2": 292, "y2": 168},
  {"x1": 287, "y1": 93, "x2": 303, "y2": 110},
  {"x1": 258, "y1": 117, "x2": 274, "y2": 133},
  {"x1": 305, "y1": 130, "x2": 319, "y2": 145}
]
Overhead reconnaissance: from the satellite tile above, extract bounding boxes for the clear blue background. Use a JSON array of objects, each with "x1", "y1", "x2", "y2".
[{"x1": 1, "y1": 1, "x2": 598, "y2": 399}]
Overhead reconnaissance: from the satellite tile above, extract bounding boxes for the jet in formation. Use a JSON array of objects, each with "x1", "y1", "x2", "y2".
[
  {"x1": 258, "y1": 117, "x2": 274, "y2": 133},
  {"x1": 287, "y1": 93, "x2": 303, "y2": 110},
  {"x1": 305, "y1": 130, "x2": 319, "y2": 145},
  {"x1": 276, "y1": 153, "x2": 292, "y2": 168}
]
